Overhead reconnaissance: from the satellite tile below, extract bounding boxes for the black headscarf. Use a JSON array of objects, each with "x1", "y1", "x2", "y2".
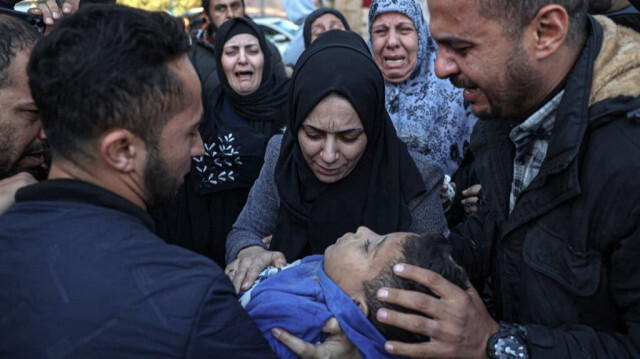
[
  {"x1": 271, "y1": 30, "x2": 426, "y2": 261},
  {"x1": 303, "y1": 8, "x2": 351, "y2": 47},
  {"x1": 213, "y1": 17, "x2": 288, "y2": 123}
]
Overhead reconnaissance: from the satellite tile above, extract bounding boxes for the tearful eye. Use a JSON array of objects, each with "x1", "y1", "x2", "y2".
[
  {"x1": 340, "y1": 136, "x2": 359, "y2": 143},
  {"x1": 304, "y1": 132, "x2": 322, "y2": 140},
  {"x1": 450, "y1": 45, "x2": 472, "y2": 55}
]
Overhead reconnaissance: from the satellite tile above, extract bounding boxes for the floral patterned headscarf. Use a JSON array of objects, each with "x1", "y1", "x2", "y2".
[{"x1": 368, "y1": 0, "x2": 477, "y2": 176}]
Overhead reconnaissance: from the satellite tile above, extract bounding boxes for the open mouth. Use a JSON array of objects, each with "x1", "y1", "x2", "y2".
[
  {"x1": 22, "y1": 152, "x2": 45, "y2": 167},
  {"x1": 23, "y1": 145, "x2": 49, "y2": 162},
  {"x1": 235, "y1": 71, "x2": 253, "y2": 80},
  {"x1": 384, "y1": 56, "x2": 405, "y2": 65},
  {"x1": 464, "y1": 87, "x2": 480, "y2": 94},
  {"x1": 317, "y1": 165, "x2": 340, "y2": 176}
]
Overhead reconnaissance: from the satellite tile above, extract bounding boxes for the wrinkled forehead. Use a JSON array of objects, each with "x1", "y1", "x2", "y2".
[
  {"x1": 211, "y1": 0, "x2": 243, "y2": 8},
  {"x1": 369, "y1": 0, "x2": 425, "y2": 32},
  {"x1": 428, "y1": 0, "x2": 487, "y2": 41},
  {"x1": 223, "y1": 33, "x2": 260, "y2": 48},
  {"x1": 312, "y1": 13, "x2": 343, "y2": 28},
  {"x1": 1, "y1": 48, "x2": 31, "y2": 89}
]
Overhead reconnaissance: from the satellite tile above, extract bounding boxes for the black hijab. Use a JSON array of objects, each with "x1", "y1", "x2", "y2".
[
  {"x1": 303, "y1": 8, "x2": 351, "y2": 47},
  {"x1": 271, "y1": 30, "x2": 426, "y2": 261},
  {"x1": 213, "y1": 17, "x2": 288, "y2": 123}
]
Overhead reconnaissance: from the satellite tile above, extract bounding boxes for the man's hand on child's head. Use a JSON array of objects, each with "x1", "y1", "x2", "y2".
[
  {"x1": 272, "y1": 318, "x2": 361, "y2": 359},
  {"x1": 374, "y1": 264, "x2": 498, "y2": 359},
  {"x1": 28, "y1": 0, "x2": 79, "y2": 34}
]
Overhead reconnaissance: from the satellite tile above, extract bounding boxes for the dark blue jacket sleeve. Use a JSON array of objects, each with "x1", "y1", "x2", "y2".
[{"x1": 185, "y1": 272, "x2": 277, "y2": 359}]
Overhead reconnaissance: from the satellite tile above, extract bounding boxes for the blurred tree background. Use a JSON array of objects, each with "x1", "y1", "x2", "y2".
[
  {"x1": 115, "y1": 0, "x2": 291, "y2": 17},
  {"x1": 117, "y1": 0, "x2": 200, "y2": 14}
]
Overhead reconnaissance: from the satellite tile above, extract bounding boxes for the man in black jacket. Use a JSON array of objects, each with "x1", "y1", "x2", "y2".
[
  {"x1": 190, "y1": 0, "x2": 286, "y2": 97},
  {"x1": 588, "y1": 0, "x2": 640, "y2": 29},
  {"x1": 588, "y1": 0, "x2": 639, "y2": 14},
  {"x1": 370, "y1": 0, "x2": 640, "y2": 358}
]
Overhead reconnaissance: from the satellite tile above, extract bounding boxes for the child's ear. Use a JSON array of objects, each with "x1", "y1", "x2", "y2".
[{"x1": 352, "y1": 295, "x2": 369, "y2": 317}]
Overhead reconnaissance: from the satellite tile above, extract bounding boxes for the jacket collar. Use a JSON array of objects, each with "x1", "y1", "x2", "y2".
[
  {"x1": 473, "y1": 16, "x2": 604, "y2": 232},
  {"x1": 15, "y1": 179, "x2": 156, "y2": 232}
]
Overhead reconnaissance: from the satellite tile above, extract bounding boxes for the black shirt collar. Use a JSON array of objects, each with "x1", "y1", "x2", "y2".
[{"x1": 15, "y1": 179, "x2": 156, "y2": 232}]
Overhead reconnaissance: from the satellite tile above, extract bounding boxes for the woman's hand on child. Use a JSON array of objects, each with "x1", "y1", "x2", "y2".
[
  {"x1": 439, "y1": 176, "x2": 456, "y2": 210},
  {"x1": 373, "y1": 264, "x2": 498, "y2": 358},
  {"x1": 261, "y1": 235, "x2": 273, "y2": 248},
  {"x1": 224, "y1": 245, "x2": 286, "y2": 293},
  {"x1": 271, "y1": 318, "x2": 361, "y2": 359}
]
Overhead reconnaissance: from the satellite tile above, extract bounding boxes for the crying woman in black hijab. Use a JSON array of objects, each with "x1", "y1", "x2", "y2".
[
  {"x1": 151, "y1": 17, "x2": 289, "y2": 268},
  {"x1": 303, "y1": 8, "x2": 350, "y2": 47},
  {"x1": 225, "y1": 30, "x2": 448, "y2": 293}
]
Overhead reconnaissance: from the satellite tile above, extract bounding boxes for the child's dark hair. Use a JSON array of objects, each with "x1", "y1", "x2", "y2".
[{"x1": 362, "y1": 232, "x2": 469, "y2": 342}]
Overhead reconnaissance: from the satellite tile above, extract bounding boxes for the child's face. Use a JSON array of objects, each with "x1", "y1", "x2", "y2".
[{"x1": 323, "y1": 226, "x2": 411, "y2": 301}]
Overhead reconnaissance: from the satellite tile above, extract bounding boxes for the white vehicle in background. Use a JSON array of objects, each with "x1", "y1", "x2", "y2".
[
  {"x1": 253, "y1": 16, "x2": 299, "y2": 59},
  {"x1": 13, "y1": 1, "x2": 35, "y2": 12}
]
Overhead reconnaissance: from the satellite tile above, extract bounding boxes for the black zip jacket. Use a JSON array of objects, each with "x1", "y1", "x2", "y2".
[{"x1": 451, "y1": 15, "x2": 640, "y2": 358}]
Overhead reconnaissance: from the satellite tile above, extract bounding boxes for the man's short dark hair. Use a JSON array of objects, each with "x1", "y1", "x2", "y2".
[
  {"x1": 202, "y1": 0, "x2": 245, "y2": 14},
  {"x1": 363, "y1": 233, "x2": 469, "y2": 343},
  {"x1": 477, "y1": 0, "x2": 587, "y2": 47},
  {"x1": 0, "y1": 14, "x2": 42, "y2": 89},
  {"x1": 27, "y1": 5, "x2": 192, "y2": 163}
]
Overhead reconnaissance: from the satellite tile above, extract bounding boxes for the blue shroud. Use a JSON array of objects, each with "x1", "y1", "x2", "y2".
[{"x1": 242, "y1": 255, "x2": 401, "y2": 358}]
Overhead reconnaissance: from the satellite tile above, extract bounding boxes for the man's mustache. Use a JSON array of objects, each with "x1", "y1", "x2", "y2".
[
  {"x1": 450, "y1": 75, "x2": 477, "y2": 89},
  {"x1": 21, "y1": 140, "x2": 49, "y2": 158}
]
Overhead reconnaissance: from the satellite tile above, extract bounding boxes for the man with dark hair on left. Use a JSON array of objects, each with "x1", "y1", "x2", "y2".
[
  {"x1": 0, "y1": 5, "x2": 278, "y2": 358},
  {"x1": 0, "y1": 14, "x2": 46, "y2": 214}
]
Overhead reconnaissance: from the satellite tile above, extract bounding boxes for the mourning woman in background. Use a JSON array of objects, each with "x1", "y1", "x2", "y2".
[
  {"x1": 369, "y1": 0, "x2": 481, "y2": 226},
  {"x1": 224, "y1": 30, "x2": 448, "y2": 292},
  {"x1": 368, "y1": 0, "x2": 476, "y2": 177},
  {"x1": 302, "y1": 7, "x2": 350, "y2": 47},
  {"x1": 152, "y1": 17, "x2": 289, "y2": 268}
]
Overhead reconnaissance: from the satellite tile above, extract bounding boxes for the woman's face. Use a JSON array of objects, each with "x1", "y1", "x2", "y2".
[
  {"x1": 221, "y1": 33, "x2": 264, "y2": 95},
  {"x1": 370, "y1": 12, "x2": 418, "y2": 83},
  {"x1": 310, "y1": 13, "x2": 346, "y2": 44},
  {"x1": 297, "y1": 94, "x2": 368, "y2": 184}
]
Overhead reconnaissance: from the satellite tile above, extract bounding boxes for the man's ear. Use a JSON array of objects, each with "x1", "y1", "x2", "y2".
[
  {"x1": 530, "y1": 4, "x2": 570, "y2": 60},
  {"x1": 352, "y1": 294, "x2": 370, "y2": 317},
  {"x1": 99, "y1": 128, "x2": 141, "y2": 173}
]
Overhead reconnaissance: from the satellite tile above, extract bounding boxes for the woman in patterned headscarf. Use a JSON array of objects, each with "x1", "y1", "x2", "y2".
[{"x1": 368, "y1": 0, "x2": 477, "y2": 178}]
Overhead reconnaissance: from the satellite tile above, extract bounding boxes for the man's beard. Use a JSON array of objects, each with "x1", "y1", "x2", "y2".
[
  {"x1": 0, "y1": 136, "x2": 48, "y2": 179},
  {"x1": 501, "y1": 42, "x2": 543, "y2": 122},
  {"x1": 451, "y1": 43, "x2": 541, "y2": 121},
  {"x1": 144, "y1": 143, "x2": 184, "y2": 209}
]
